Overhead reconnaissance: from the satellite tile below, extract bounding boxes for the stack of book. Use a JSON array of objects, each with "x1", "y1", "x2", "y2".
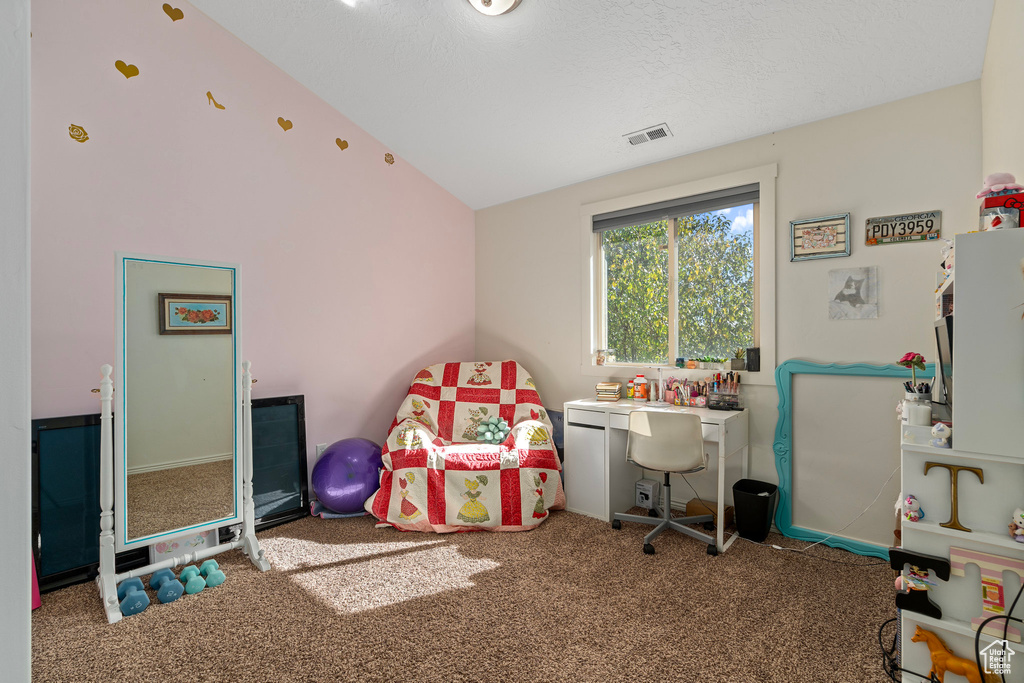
[{"x1": 595, "y1": 382, "x2": 621, "y2": 401}]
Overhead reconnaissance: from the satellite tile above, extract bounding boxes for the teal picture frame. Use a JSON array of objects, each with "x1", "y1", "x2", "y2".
[{"x1": 773, "y1": 359, "x2": 935, "y2": 559}]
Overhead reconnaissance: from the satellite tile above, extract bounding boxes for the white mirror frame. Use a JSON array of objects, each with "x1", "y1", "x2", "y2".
[
  {"x1": 97, "y1": 253, "x2": 268, "y2": 624},
  {"x1": 114, "y1": 253, "x2": 242, "y2": 549}
]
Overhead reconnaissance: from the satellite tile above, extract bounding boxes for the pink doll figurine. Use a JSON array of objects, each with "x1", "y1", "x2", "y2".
[
  {"x1": 1010, "y1": 508, "x2": 1024, "y2": 543},
  {"x1": 977, "y1": 172, "x2": 1024, "y2": 198},
  {"x1": 903, "y1": 495, "x2": 924, "y2": 523}
]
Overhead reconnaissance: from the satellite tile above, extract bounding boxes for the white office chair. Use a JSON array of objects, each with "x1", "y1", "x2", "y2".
[{"x1": 611, "y1": 410, "x2": 718, "y2": 556}]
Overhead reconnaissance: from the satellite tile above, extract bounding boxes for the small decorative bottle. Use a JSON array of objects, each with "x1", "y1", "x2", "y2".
[{"x1": 633, "y1": 374, "x2": 648, "y2": 402}]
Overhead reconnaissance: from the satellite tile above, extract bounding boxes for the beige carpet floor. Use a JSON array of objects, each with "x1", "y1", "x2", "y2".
[
  {"x1": 32, "y1": 510, "x2": 894, "y2": 682},
  {"x1": 127, "y1": 459, "x2": 234, "y2": 539}
]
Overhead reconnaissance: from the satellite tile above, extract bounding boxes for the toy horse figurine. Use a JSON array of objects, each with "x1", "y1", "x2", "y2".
[{"x1": 911, "y1": 626, "x2": 998, "y2": 683}]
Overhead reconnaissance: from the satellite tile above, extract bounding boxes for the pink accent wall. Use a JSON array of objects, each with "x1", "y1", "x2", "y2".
[{"x1": 31, "y1": 1, "x2": 475, "y2": 456}]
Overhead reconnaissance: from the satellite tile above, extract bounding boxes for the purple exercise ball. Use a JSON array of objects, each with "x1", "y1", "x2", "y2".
[{"x1": 312, "y1": 438, "x2": 383, "y2": 514}]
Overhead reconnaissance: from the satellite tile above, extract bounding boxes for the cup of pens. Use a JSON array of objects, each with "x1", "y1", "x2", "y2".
[{"x1": 897, "y1": 352, "x2": 931, "y2": 426}]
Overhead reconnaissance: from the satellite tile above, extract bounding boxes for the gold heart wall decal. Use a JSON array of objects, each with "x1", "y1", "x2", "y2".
[
  {"x1": 115, "y1": 60, "x2": 139, "y2": 79},
  {"x1": 162, "y1": 4, "x2": 184, "y2": 21},
  {"x1": 277, "y1": 117, "x2": 293, "y2": 131},
  {"x1": 336, "y1": 138, "x2": 349, "y2": 150}
]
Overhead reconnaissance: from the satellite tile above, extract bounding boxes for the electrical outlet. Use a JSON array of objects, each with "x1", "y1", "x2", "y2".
[{"x1": 316, "y1": 443, "x2": 328, "y2": 457}]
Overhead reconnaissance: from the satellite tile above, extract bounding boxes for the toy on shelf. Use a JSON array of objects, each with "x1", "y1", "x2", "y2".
[
  {"x1": 902, "y1": 495, "x2": 925, "y2": 522},
  {"x1": 1010, "y1": 508, "x2": 1024, "y2": 544},
  {"x1": 930, "y1": 423, "x2": 952, "y2": 448},
  {"x1": 976, "y1": 172, "x2": 1024, "y2": 198},
  {"x1": 911, "y1": 626, "x2": 996, "y2": 683},
  {"x1": 977, "y1": 172, "x2": 1024, "y2": 231},
  {"x1": 895, "y1": 565, "x2": 936, "y2": 592}
]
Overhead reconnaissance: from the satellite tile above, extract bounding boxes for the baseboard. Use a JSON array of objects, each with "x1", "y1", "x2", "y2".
[{"x1": 127, "y1": 452, "x2": 232, "y2": 475}]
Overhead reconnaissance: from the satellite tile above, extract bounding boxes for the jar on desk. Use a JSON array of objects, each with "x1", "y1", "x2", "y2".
[
  {"x1": 902, "y1": 392, "x2": 932, "y2": 427},
  {"x1": 633, "y1": 374, "x2": 648, "y2": 402}
]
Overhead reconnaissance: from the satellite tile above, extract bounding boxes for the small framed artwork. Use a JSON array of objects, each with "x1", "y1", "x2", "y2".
[
  {"x1": 158, "y1": 293, "x2": 232, "y2": 335},
  {"x1": 790, "y1": 213, "x2": 851, "y2": 261},
  {"x1": 828, "y1": 266, "x2": 878, "y2": 320}
]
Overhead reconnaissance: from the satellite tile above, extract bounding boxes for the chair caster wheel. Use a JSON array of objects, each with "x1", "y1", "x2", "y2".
[
  {"x1": 648, "y1": 508, "x2": 659, "y2": 517},
  {"x1": 611, "y1": 520, "x2": 621, "y2": 530},
  {"x1": 703, "y1": 522, "x2": 715, "y2": 531},
  {"x1": 643, "y1": 543, "x2": 655, "y2": 555},
  {"x1": 706, "y1": 544, "x2": 718, "y2": 556}
]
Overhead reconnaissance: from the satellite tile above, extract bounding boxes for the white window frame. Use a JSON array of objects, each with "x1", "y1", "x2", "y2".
[{"x1": 579, "y1": 164, "x2": 777, "y2": 385}]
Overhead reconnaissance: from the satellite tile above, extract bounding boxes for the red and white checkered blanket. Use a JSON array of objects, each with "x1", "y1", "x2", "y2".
[{"x1": 367, "y1": 361, "x2": 565, "y2": 532}]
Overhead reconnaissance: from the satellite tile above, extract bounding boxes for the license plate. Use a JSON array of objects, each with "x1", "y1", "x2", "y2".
[{"x1": 865, "y1": 210, "x2": 941, "y2": 245}]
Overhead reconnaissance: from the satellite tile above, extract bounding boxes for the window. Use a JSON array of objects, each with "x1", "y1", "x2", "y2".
[{"x1": 592, "y1": 184, "x2": 760, "y2": 366}]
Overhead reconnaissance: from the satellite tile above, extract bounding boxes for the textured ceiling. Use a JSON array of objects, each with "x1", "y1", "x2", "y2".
[{"x1": 189, "y1": 0, "x2": 994, "y2": 209}]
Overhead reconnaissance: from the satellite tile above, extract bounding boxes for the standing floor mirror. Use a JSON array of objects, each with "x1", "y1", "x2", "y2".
[{"x1": 97, "y1": 253, "x2": 269, "y2": 624}]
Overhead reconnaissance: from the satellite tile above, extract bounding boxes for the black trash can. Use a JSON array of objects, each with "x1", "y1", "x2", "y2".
[{"x1": 732, "y1": 479, "x2": 778, "y2": 543}]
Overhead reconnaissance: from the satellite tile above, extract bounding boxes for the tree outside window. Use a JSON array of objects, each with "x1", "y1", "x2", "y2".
[{"x1": 602, "y1": 204, "x2": 755, "y2": 365}]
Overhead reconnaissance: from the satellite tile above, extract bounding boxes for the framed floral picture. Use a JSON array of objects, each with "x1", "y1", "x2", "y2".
[
  {"x1": 790, "y1": 213, "x2": 851, "y2": 261},
  {"x1": 158, "y1": 293, "x2": 232, "y2": 335}
]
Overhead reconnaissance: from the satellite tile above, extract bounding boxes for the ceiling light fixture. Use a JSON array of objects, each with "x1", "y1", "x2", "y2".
[{"x1": 467, "y1": 0, "x2": 522, "y2": 16}]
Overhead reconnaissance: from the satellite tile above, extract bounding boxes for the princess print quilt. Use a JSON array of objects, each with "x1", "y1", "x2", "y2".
[{"x1": 367, "y1": 361, "x2": 565, "y2": 532}]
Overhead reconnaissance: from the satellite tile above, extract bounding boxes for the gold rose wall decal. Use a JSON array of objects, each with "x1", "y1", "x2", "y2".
[
  {"x1": 114, "y1": 60, "x2": 139, "y2": 79},
  {"x1": 336, "y1": 138, "x2": 349, "y2": 151},
  {"x1": 162, "y1": 4, "x2": 184, "y2": 21},
  {"x1": 68, "y1": 125, "x2": 89, "y2": 143},
  {"x1": 206, "y1": 91, "x2": 226, "y2": 110},
  {"x1": 384, "y1": 153, "x2": 395, "y2": 165},
  {"x1": 277, "y1": 117, "x2": 293, "y2": 131}
]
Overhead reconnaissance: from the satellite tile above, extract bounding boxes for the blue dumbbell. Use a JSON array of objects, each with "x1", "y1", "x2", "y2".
[
  {"x1": 179, "y1": 565, "x2": 207, "y2": 594},
  {"x1": 149, "y1": 568, "x2": 184, "y2": 604},
  {"x1": 199, "y1": 560, "x2": 226, "y2": 588},
  {"x1": 117, "y1": 577, "x2": 150, "y2": 617}
]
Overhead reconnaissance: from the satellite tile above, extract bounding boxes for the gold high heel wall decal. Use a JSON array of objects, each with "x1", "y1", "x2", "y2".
[{"x1": 206, "y1": 92, "x2": 226, "y2": 110}]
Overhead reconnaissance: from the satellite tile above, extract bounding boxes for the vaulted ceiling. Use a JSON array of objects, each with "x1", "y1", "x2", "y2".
[{"x1": 190, "y1": 0, "x2": 994, "y2": 209}]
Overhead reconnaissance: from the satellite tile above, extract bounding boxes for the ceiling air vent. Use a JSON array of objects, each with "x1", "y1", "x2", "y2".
[{"x1": 624, "y1": 123, "x2": 672, "y2": 146}]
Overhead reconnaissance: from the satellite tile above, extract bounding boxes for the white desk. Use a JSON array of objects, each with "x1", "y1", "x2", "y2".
[{"x1": 562, "y1": 398, "x2": 749, "y2": 554}]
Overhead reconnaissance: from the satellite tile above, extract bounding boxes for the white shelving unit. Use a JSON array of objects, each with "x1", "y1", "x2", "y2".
[{"x1": 899, "y1": 230, "x2": 1024, "y2": 682}]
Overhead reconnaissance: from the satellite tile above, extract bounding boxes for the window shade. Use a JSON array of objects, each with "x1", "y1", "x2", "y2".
[{"x1": 592, "y1": 183, "x2": 759, "y2": 233}]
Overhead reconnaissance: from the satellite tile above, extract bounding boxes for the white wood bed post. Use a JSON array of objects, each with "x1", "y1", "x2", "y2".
[
  {"x1": 96, "y1": 364, "x2": 122, "y2": 623},
  {"x1": 241, "y1": 360, "x2": 270, "y2": 571}
]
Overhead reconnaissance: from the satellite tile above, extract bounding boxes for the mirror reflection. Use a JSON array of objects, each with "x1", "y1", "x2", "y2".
[{"x1": 123, "y1": 259, "x2": 236, "y2": 540}]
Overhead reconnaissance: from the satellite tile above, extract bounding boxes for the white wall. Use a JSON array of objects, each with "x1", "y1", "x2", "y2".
[
  {"x1": 124, "y1": 261, "x2": 234, "y2": 472},
  {"x1": 476, "y1": 82, "x2": 981, "y2": 546},
  {"x1": 981, "y1": 0, "x2": 1024, "y2": 176},
  {"x1": 0, "y1": 0, "x2": 31, "y2": 679}
]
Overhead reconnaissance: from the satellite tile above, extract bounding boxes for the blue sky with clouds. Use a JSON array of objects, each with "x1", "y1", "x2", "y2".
[{"x1": 715, "y1": 204, "x2": 754, "y2": 234}]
